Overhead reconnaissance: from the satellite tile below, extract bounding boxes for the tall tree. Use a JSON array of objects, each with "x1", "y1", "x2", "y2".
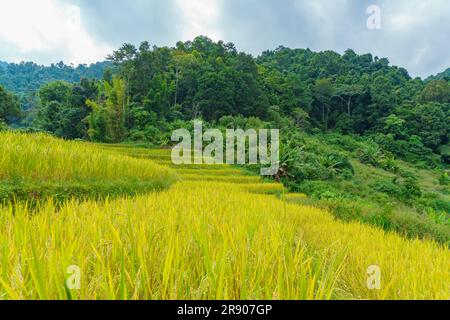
[
  {"x1": 86, "y1": 77, "x2": 127, "y2": 142},
  {"x1": 333, "y1": 84, "x2": 364, "y2": 116},
  {"x1": 313, "y1": 78, "x2": 334, "y2": 129}
]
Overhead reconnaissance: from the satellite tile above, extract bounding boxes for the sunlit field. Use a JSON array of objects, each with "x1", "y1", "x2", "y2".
[
  {"x1": 0, "y1": 134, "x2": 448, "y2": 300},
  {"x1": 0, "y1": 132, "x2": 177, "y2": 203}
]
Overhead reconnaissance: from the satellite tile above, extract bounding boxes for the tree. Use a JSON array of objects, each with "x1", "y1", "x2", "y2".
[
  {"x1": 384, "y1": 114, "x2": 406, "y2": 139},
  {"x1": 143, "y1": 74, "x2": 171, "y2": 117},
  {"x1": 0, "y1": 85, "x2": 20, "y2": 124},
  {"x1": 194, "y1": 66, "x2": 235, "y2": 121},
  {"x1": 35, "y1": 81, "x2": 72, "y2": 133},
  {"x1": 406, "y1": 103, "x2": 448, "y2": 151},
  {"x1": 86, "y1": 77, "x2": 127, "y2": 142},
  {"x1": 313, "y1": 78, "x2": 334, "y2": 128},
  {"x1": 291, "y1": 108, "x2": 310, "y2": 129},
  {"x1": 368, "y1": 75, "x2": 397, "y2": 129},
  {"x1": 107, "y1": 43, "x2": 138, "y2": 108},
  {"x1": 60, "y1": 79, "x2": 98, "y2": 139},
  {"x1": 420, "y1": 80, "x2": 450, "y2": 104},
  {"x1": 333, "y1": 84, "x2": 364, "y2": 116}
]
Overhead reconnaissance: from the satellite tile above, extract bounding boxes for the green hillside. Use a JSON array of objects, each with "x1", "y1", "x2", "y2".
[{"x1": 427, "y1": 68, "x2": 450, "y2": 81}]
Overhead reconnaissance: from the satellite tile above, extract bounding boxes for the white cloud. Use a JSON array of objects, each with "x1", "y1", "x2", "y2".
[
  {"x1": 0, "y1": 0, "x2": 448, "y2": 77},
  {"x1": 379, "y1": 0, "x2": 450, "y2": 77},
  {"x1": 0, "y1": 0, "x2": 112, "y2": 64},
  {"x1": 175, "y1": 0, "x2": 223, "y2": 41}
]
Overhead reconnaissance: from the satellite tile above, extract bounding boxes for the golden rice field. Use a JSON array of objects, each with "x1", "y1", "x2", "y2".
[
  {"x1": 0, "y1": 132, "x2": 175, "y2": 182},
  {"x1": 0, "y1": 133, "x2": 448, "y2": 300},
  {"x1": 0, "y1": 132, "x2": 177, "y2": 203}
]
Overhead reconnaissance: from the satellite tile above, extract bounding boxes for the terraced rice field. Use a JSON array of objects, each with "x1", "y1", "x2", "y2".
[{"x1": 0, "y1": 134, "x2": 448, "y2": 300}]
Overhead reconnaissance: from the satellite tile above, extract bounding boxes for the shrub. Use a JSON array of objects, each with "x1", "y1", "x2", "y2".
[
  {"x1": 439, "y1": 171, "x2": 449, "y2": 186},
  {"x1": 0, "y1": 121, "x2": 8, "y2": 131},
  {"x1": 357, "y1": 143, "x2": 383, "y2": 167},
  {"x1": 372, "y1": 179, "x2": 403, "y2": 198}
]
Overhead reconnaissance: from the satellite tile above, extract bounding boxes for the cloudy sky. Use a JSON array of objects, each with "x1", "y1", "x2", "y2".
[{"x1": 0, "y1": 0, "x2": 448, "y2": 78}]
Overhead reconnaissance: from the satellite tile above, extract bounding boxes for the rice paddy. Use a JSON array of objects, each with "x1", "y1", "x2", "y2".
[
  {"x1": 0, "y1": 132, "x2": 177, "y2": 203},
  {"x1": 0, "y1": 133, "x2": 448, "y2": 300}
]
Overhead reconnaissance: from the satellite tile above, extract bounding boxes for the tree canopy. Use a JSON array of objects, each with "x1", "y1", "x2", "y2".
[{"x1": 1, "y1": 36, "x2": 449, "y2": 164}]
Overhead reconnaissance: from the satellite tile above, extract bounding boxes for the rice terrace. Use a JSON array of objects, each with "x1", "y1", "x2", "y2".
[
  {"x1": 0, "y1": 0, "x2": 449, "y2": 306},
  {"x1": 0, "y1": 131, "x2": 448, "y2": 300}
]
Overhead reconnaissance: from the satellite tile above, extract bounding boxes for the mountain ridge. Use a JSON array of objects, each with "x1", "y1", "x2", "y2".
[
  {"x1": 0, "y1": 60, "x2": 112, "y2": 98},
  {"x1": 427, "y1": 68, "x2": 450, "y2": 81}
]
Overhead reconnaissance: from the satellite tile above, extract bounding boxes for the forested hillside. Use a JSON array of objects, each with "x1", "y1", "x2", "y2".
[
  {"x1": 17, "y1": 37, "x2": 448, "y2": 161},
  {"x1": 0, "y1": 84, "x2": 20, "y2": 125},
  {"x1": 0, "y1": 60, "x2": 111, "y2": 111},
  {"x1": 427, "y1": 68, "x2": 450, "y2": 81},
  {"x1": 0, "y1": 36, "x2": 449, "y2": 242}
]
